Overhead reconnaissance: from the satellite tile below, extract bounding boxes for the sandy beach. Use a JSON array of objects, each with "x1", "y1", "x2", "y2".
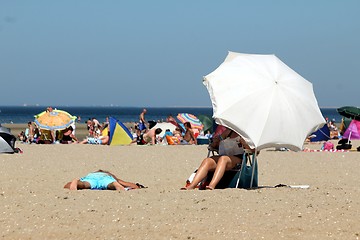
[{"x1": 0, "y1": 139, "x2": 359, "y2": 239}]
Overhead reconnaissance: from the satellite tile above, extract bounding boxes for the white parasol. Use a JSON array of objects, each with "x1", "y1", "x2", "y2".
[{"x1": 203, "y1": 52, "x2": 325, "y2": 151}]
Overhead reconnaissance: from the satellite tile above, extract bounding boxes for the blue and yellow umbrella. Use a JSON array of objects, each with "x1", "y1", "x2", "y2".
[{"x1": 34, "y1": 109, "x2": 76, "y2": 130}]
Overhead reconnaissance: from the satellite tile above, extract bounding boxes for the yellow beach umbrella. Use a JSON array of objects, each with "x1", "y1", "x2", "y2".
[{"x1": 34, "y1": 109, "x2": 76, "y2": 131}]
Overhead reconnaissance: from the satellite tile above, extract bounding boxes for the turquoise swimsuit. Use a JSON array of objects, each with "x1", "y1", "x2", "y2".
[
  {"x1": 87, "y1": 137, "x2": 102, "y2": 145},
  {"x1": 80, "y1": 172, "x2": 116, "y2": 190}
]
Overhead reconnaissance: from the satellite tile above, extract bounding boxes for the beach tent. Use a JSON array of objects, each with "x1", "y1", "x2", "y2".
[
  {"x1": 102, "y1": 117, "x2": 133, "y2": 146},
  {"x1": 0, "y1": 126, "x2": 16, "y2": 154},
  {"x1": 310, "y1": 124, "x2": 330, "y2": 142},
  {"x1": 342, "y1": 119, "x2": 360, "y2": 140}
]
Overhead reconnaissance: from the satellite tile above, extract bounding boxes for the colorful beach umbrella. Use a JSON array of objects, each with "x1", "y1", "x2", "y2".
[
  {"x1": 34, "y1": 109, "x2": 76, "y2": 131},
  {"x1": 177, "y1": 113, "x2": 203, "y2": 130}
]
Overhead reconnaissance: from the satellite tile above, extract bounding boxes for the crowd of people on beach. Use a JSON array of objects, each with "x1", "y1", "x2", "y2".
[
  {"x1": 12, "y1": 107, "x2": 360, "y2": 192},
  {"x1": 13, "y1": 106, "x2": 260, "y2": 191},
  {"x1": 21, "y1": 106, "x2": 360, "y2": 191},
  {"x1": 17, "y1": 107, "x2": 210, "y2": 146}
]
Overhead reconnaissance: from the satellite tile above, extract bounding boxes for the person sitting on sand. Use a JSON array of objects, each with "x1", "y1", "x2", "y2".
[
  {"x1": 18, "y1": 130, "x2": 26, "y2": 142},
  {"x1": 79, "y1": 134, "x2": 109, "y2": 145},
  {"x1": 59, "y1": 126, "x2": 78, "y2": 144},
  {"x1": 181, "y1": 122, "x2": 197, "y2": 145},
  {"x1": 86, "y1": 119, "x2": 95, "y2": 137},
  {"x1": 25, "y1": 121, "x2": 34, "y2": 143},
  {"x1": 141, "y1": 127, "x2": 162, "y2": 145},
  {"x1": 64, "y1": 170, "x2": 146, "y2": 191},
  {"x1": 172, "y1": 127, "x2": 183, "y2": 142},
  {"x1": 181, "y1": 127, "x2": 254, "y2": 190}
]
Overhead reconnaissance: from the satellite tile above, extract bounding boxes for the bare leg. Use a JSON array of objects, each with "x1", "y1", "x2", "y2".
[
  {"x1": 108, "y1": 181, "x2": 125, "y2": 190},
  {"x1": 76, "y1": 181, "x2": 91, "y2": 190},
  {"x1": 79, "y1": 139, "x2": 89, "y2": 144},
  {"x1": 64, "y1": 180, "x2": 91, "y2": 190},
  {"x1": 208, "y1": 156, "x2": 241, "y2": 189},
  {"x1": 184, "y1": 156, "x2": 219, "y2": 189}
]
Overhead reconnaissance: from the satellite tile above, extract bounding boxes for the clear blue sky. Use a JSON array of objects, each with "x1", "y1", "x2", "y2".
[{"x1": 1, "y1": 1, "x2": 359, "y2": 107}]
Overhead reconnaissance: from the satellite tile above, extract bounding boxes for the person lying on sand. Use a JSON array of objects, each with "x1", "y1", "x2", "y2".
[
  {"x1": 79, "y1": 135, "x2": 109, "y2": 145},
  {"x1": 64, "y1": 170, "x2": 146, "y2": 191}
]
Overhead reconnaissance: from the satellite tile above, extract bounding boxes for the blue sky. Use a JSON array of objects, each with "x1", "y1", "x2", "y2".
[{"x1": 0, "y1": 1, "x2": 359, "y2": 107}]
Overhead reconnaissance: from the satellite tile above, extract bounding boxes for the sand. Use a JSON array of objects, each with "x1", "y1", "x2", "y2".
[{"x1": 1, "y1": 139, "x2": 360, "y2": 239}]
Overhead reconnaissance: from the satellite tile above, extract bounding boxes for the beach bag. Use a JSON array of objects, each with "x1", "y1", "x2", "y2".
[
  {"x1": 166, "y1": 135, "x2": 180, "y2": 145},
  {"x1": 336, "y1": 143, "x2": 352, "y2": 150},
  {"x1": 336, "y1": 138, "x2": 352, "y2": 150},
  {"x1": 322, "y1": 141, "x2": 334, "y2": 151}
]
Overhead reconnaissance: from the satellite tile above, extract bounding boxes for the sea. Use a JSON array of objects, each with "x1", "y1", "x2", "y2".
[{"x1": 0, "y1": 106, "x2": 342, "y2": 125}]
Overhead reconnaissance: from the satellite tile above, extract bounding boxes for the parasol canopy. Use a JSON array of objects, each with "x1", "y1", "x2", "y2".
[
  {"x1": 151, "y1": 122, "x2": 177, "y2": 137},
  {"x1": 177, "y1": 113, "x2": 203, "y2": 130},
  {"x1": 203, "y1": 52, "x2": 325, "y2": 151},
  {"x1": 34, "y1": 109, "x2": 76, "y2": 131},
  {"x1": 198, "y1": 115, "x2": 213, "y2": 133},
  {"x1": 337, "y1": 106, "x2": 360, "y2": 120}
]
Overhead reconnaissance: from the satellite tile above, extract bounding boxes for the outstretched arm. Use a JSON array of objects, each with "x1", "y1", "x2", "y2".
[
  {"x1": 107, "y1": 171, "x2": 139, "y2": 189},
  {"x1": 97, "y1": 170, "x2": 140, "y2": 190},
  {"x1": 116, "y1": 179, "x2": 139, "y2": 189}
]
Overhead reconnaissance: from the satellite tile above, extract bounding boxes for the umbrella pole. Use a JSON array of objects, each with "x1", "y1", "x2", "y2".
[
  {"x1": 348, "y1": 131, "x2": 352, "y2": 144},
  {"x1": 235, "y1": 154, "x2": 246, "y2": 188},
  {"x1": 249, "y1": 151, "x2": 257, "y2": 189}
]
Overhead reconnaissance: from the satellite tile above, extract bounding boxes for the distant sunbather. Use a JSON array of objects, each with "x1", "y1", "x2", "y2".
[
  {"x1": 64, "y1": 170, "x2": 146, "y2": 191},
  {"x1": 79, "y1": 135, "x2": 109, "y2": 145}
]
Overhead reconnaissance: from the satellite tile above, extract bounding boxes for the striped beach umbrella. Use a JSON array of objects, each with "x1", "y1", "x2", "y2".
[
  {"x1": 34, "y1": 109, "x2": 76, "y2": 131},
  {"x1": 177, "y1": 113, "x2": 203, "y2": 130}
]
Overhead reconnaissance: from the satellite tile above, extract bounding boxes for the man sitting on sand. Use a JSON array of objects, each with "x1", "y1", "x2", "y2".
[
  {"x1": 137, "y1": 128, "x2": 162, "y2": 145},
  {"x1": 64, "y1": 170, "x2": 146, "y2": 191}
]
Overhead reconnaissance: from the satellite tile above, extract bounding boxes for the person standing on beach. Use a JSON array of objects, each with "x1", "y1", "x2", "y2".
[{"x1": 139, "y1": 108, "x2": 147, "y2": 131}]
